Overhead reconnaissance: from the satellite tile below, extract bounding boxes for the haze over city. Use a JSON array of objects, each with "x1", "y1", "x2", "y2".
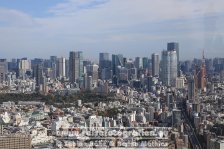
[{"x1": 0, "y1": 0, "x2": 224, "y2": 60}]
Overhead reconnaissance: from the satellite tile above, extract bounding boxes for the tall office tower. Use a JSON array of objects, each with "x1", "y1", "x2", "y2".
[
  {"x1": 31, "y1": 58, "x2": 44, "y2": 69},
  {"x1": 18, "y1": 58, "x2": 31, "y2": 79},
  {"x1": 69, "y1": 51, "x2": 84, "y2": 83},
  {"x1": 43, "y1": 59, "x2": 51, "y2": 68},
  {"x1": 112, "y1": 54, "x2": 124, "y2": 76},
  {"x1": 188, "y1": 77, "x2": 195, "y2": 100},
  {"x1": 161, "y1": 50, "x2": 177, "y2": 86},
  {"x1": 87, "y1": 76, "x2": 93, "y2": 91},
  {"x1": 8, "y1": 59, "x2": 17, "y2": 72},
  {"x1": 99, "y1": 53, "x2": 110, "y2": 69},
  {"x1": 35, "y1": 64, "x2": 43, "y2": 87},
  {"x1": 142, "y1": 57, "x2": 149, "y2": 70},
  {"x1": 151, "y1": 53, "x2": 160, "y2": 76},
  {"x1": 57, "y1": 57, "x2": 66, "y2": 78},
  {"x1": 50, "y1": 56, "x2": 57, "y2": 79},
  {"x1": 134, "y1": 57, "x2": 143, "y2": 69},
  {"x1": 0, "y1": 59, "x2": 8, "y2": 84},
  {"x1": 99, "y1": 53, "x2": 111, "y2": 80},
  {"x1": 86, "y1": 64, "x2": 99, "y2": 86},
  {"x1": 65, "y1": 59, "x2": 69, "y2": 78},
  {"x1": 167, "y1": 42, "x2": 180, "y2": 75}
]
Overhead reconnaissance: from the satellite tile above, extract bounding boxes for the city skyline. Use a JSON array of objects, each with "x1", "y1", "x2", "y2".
[{"x1": 0, "y1": 0, "x2": 223, "y2": 60}]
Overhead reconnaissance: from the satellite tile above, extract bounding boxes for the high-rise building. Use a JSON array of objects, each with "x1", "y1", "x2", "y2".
[
  {"x1": 167, "y1": 42, "x2": 180, "y2": 75},
  {"x1": 69, "y1": 51, "x2": 84, "y2": 83},
  {"x1": 134, "y1": 57, "x2": 143, "y2": 69},
  {"x1": 86, "y1": 64, "x2": 99, "y2": 86},
  {"x1": 57, "y1": 57, "x2": 66, "y2": 78},
  {"x1": 161, "y1": 50, "x2": 177, "y2": 86},
  {"x1": 50, "y1": 56, "x2": 57, "y2": 79},
  {"x1": 65, "y1": 59, "x2": 69, "y2": 78},
  {"x1": 151, "y1": 53, "x2": 160, "y2": 76},
  {"x1": 112, "y1": 54, "x2": 124, "y2": 76},
  {"x1": 99, "y1": 53, "x2": 111, "y2": 69},
  {"x1": 117, "y1": 66, "x2": 128, "y2": 82},
  {"x1": 8, "y1": 59, "x2": 17, "y2": 72},
  {"x1": 142, "y1": 57, "x2": 149, "y2": 70},
  {"x1": 31, "y1": 58, "x2": 44, "y2": 68},
  {"x1": 35, "y1": 64, "x2": 43, "y2": 87},
  {"x1": 18, "y1": 58, "x2": 31, "y2": 79},
  {"x1": 99, "y1": 53, "x2": 111, "y2": 80},
  {"x1": 0, "y1": 59, "x2": 8, "y2": 84},
  {"x1": 188, "y1": 77, "x2": 195, "y2": 100}
]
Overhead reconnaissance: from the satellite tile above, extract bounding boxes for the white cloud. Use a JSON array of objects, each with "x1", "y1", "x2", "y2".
[
  {"x1": 0, "y1": 0, "x2": 224, "y2": 59},
  {"x1": 0, "y1": 7, "x2": 38, "y2": 27}
]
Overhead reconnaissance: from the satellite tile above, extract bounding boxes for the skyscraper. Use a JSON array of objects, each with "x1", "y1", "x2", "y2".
[
  {"x1": 167, "y1": 42, "x2": 180, "y2": 75},
  {"x1": 99, "y1": 53, "x2": 110, "y2": 69},
  {"x1": 112, "y1": 54, "x2": 124, "y2": 76},
  {"x1": 57, "y1": 57, "x2": 66, "y2": 78},
  {"x1": 134, "y1": 57, "x2": 143, "y2": 69},
  {"x1": 69, "y1": 51, "x2": 84, "y2": 83},
  {"x1": 50, "y1": 56, "x2": 57, "y2": 79},
  {"x1": 161, "y1": 50, "x2": 177, "y2": 86},
  {"x1": 142, "y1": 57, "x2": 149, "y2": 70},
  {"x1": 86, "y1": 64, "x2": 99, "y2": 87},
  {"x1": 35, "y1": 64, "x2": 43, "y2": 87},
  {"x1": 18, "y1": 58, "x2": 31, "y2": 79},
  {"x1": 151, "y1": 53, "x2": 160, "y2": 76},
  {"x1": 99, "y1": 53, "x2": 111, "y2": 80},
  {"x1": 188, "y1": 77, "x2": 195, "y2": 100},
  {"x1": 0, "y1": 59, "x2": 8, "y2": 84}
]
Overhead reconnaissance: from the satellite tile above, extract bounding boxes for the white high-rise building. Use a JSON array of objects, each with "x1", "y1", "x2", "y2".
[
  {"x1": 18, "y1": 58, "x2": 31, "y2": 79},
  {"x1": 161, "y1": 50, "x2": 177, "y2": 86},
  {"x1": 58, "y1": 57, "x2": 66, "y2": 78},
  {"x1": 134, "y1": 57, "x2": 143, "y2": 69},
  {"x1": 86, "y1": 64, "x2": 99, "y2": 86},
  {"x1": 151, "y1": 53, "x2": 160, "y2": 76}
]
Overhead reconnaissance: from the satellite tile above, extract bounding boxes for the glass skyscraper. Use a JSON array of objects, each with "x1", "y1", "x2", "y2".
[
  {"x1": 112, "y1": 54, "x2": 124, "y2": 76},
  {"x1": 161, "y1": 50, "x2": 177, "y2": 86},
  {"x1": 167, "y1": 42, "x2": 180, "y2": 75},
  {"x1": 69, "y1": 51, "x2": 83, "y2": 83}
]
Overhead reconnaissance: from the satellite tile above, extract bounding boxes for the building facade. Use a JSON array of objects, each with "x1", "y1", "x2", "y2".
[
  {"x1": 69, "y1": 51, "x2": 83, "y2": 83},
  {"x1": 161, "y1": 50, "x2": 177, "y2": 86},
  {"x1": 151, "y1": 53, "x2": 160, "y2": 76},
  {"x1": 57, "y1": 57, "x2": 66, "y2": 79}
]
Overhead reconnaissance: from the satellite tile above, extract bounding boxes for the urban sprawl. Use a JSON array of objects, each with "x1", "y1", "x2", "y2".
[{"x1": 0, "y1": 42, "x2": 224, "y2": 149}]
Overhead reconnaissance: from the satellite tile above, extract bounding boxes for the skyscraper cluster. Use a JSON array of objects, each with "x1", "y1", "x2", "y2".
[{"x1": 1, "y1": 42, "x2": 220, "y2": 95}]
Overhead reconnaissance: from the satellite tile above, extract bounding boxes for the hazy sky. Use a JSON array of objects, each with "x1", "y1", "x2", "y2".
[{"x1": 0, "y1": 0, "x2": 224, "y2": 61}]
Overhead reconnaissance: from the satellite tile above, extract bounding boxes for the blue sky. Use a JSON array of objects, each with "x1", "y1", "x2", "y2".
[{"x1": 0, "y1": 0, "x2": 223, "y2": 61}]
